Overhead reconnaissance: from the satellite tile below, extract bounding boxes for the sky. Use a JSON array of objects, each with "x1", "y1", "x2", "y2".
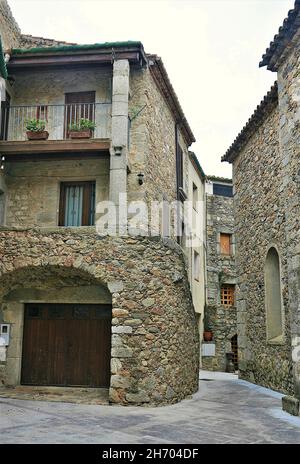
[{"x1": 8, "y1": 0, "x2": 295, "y2": 178}]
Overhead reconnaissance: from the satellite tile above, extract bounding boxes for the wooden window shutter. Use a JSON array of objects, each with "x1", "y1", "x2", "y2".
[{"x1": 220, "y1": 233, "x2": 231, "y2": 255}]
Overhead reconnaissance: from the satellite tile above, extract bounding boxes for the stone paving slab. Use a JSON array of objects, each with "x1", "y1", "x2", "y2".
[
  {"x1": 0, "y1": 371, "x2": 300, "y2": 444},
  {"x1": 0, "y1": 385, "x2": 109, "y2": 405}
]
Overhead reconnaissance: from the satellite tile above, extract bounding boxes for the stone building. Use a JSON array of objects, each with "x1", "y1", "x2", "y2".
[
  {"x1": 0, "y1": 0, "x2": 205, "y2": 405},
  {"x1": 202, "y1": 176, "x2": 237, "y2": 372},
  {"x1": 223, "y1": 1, "x2": 300, "y2": 414}
]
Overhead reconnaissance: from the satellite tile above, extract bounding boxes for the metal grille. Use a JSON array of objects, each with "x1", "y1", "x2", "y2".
[
  {"x1": 231, "y1": 334, "x2": 238, "y2": 370},
  {"x1": 0, "y1": 102, "x2": 111, "y2": 141},
  {"x1": 221, "y1": 285, "x2": 235, "y2": 307}
]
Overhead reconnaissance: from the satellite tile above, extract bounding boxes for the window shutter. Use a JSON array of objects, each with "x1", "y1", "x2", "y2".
[{"x1": 220, "y1": 233, "x2": 231, "y2": 255}]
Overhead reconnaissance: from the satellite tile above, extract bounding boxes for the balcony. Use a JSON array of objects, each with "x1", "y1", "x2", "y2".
[{"x1": 0, "y1": 102, "x2": 112, "y2": 157}]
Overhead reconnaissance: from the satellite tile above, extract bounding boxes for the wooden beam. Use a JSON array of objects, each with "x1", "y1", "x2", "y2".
[
  {"x1": 5, "y1": 152, "x2": 110, "y2": 162},
  {"x1": 8, "y1": 52, "x2": 140, "y2": 70},
  {"x1": 0, "y1": 138, "x2": 111, "y2": 155}
]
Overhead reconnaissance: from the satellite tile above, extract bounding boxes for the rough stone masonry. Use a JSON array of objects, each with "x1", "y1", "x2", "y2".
[{"x1": 0, "y1": 228, "x2": 199, "y2": 405}]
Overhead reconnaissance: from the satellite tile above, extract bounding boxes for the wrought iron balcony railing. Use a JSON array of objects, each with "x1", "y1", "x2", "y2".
[{"x1": 0, "y1": 102, "x2": 111, "y2": 141}]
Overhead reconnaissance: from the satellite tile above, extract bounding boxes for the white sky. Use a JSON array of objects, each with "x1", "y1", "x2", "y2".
[{"x1": 8, "y1": 0, "x2": 295, "y2": 177}]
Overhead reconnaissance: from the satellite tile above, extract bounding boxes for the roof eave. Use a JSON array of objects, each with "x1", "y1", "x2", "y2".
[
  {"x1": 260, "y1": 1, "x2": 300, "y2": 70},
  {"x1": 7, "y1": 42, "x2": 148, "y2": 70},
  {"x1": 148, "y1": 54, "x2": 196, "y2": 147},
  {"x1": 222, "y1": 82, "x2": 278, "y2": 164},
  {"x1": 188, "y1": 151, "x2": 206, "y2": 180}
]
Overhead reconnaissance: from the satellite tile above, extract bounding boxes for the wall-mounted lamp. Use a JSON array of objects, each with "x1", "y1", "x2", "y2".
[
  {"x1": 137, "y1": 172, "x2": 144, "y2": 185},
  {"x1": 0, "y1": 156, "x2": 5, "y2": 170},
  {"x1": 113, "y1": 146, "x2": 123, "y2": 156},
  {"x1": 7, "y1": 75, "x2": 15, "y2": 87}
]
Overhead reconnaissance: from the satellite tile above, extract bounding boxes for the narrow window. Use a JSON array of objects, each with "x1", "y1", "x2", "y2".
[
  {"x1": 0, "y1": 191, "x2": 5, "y2": 225},
  {"x1": 213, "y1": 183, "x2": 233, "y2": 197},
  {"x1": 59, "y1": 181, "x2": 95, "y2": 226},
  {"x1": 194, "y1": 250, "x2": 200, "y2": 281},
  {"x1": 265, "y1": 247, "x2": 284, "y2": 342},
  {"x1": 177, "y1": 145, "x2": 183, "y2": 191},
  {"x1": 193, "y1": 183, "x2": 198, "y2": 211},
  {"x1": 221, "y1": 285, "x2": 235, "y2": 307},
  {"x1": 0, "y1": 91, "x2": 11, "y2": 141},
  {"x1": 220, "y1": 233, "x2": 231, "y2": 255},
  {"x1": 179, "y1": 220, "x2": 185, "y2": 247}
]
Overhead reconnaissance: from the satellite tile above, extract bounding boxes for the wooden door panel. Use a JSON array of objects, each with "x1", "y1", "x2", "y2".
[
  {"x1": 64, "y1": 91, "x2": 95, "y2": 138},
  {"x1": 21, "y1": 304, "x2": 111, "y2": 387}
]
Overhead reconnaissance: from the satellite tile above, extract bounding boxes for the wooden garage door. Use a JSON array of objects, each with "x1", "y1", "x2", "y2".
[{"x1": 21, "y1": 304, "x2": 112, "y2": 387}]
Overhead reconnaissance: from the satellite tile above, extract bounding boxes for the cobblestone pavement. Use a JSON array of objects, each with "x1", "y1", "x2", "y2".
[{"x1": 1, "y1": 371, "x2": 300, "y2": 444}]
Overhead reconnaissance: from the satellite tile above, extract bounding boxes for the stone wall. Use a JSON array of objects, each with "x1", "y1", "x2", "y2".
[
  {"x1": 0, "y1": 0, "x2": 21, "y2": 50},
  {"x1": 129, "y1": 67, "x2": 188, "y2": 206},
  {"x1": 202, "y1": 189, "x2": 237, "y2": 371},
  {"x1": 0, "y1": 228, "x2": 199, "y2": 405},
  {"x1": 5, "y1": 158, "x2": 109, "y2": 227},
  {"x1": 232, "y1": 106, "x2": 294, "y2": 394},
  {"x1": 277, "y1": 34, "x2": 300, "y2": 398},
  {"x1": 0, "y1": 0, "x2": 76, "y2": 51},
  {"x1": 19, "y1": 34, "x2": 76, "y2": 49}
]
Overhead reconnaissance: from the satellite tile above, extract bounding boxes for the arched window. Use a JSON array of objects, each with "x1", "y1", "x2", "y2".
[{"x1": 265, "y1": 247, "x2": 284, "y2": 342}]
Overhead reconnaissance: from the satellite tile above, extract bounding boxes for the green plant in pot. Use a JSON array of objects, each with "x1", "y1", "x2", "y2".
[
  {"x1": 203, "y1": 306, "x2": 213, "y2": 342},
  {"x1": 69, "y1": 118, "x2": 96, "y2": 139},
  {"x1": 25, "y1": 119, "x2": 49, "y2": 140}
]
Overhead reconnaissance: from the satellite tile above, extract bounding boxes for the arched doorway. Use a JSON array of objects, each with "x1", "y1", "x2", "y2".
[
  {"x1": 1, "y1": 265, "x2": 112, "y2": 388},
  {"x1": 231, "y1": 334, "x2": 238, "y2": 371}
]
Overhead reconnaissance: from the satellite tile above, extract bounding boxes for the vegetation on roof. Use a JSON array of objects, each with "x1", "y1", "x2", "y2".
[
  {"x1": 12, "y1": 41, "x2": 143, "y2": 55},
  {"x1": 0, "y1": 36, "x2": 8, "y2": 79},
  {"x1": 206, "y1": 175, "x2": 232, "y2": 184}
]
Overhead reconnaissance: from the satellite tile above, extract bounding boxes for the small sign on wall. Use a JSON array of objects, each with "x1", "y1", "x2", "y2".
[
  {"x1": 0, "y1": 324, "x2": 10, "y2": 346},
  {"x1": 202, "y1": 343, "x2": 216, "y2": 357}
]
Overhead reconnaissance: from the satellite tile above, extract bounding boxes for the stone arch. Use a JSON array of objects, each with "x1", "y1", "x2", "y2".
[
  {"x1": 265, "y1": 246, "x2": 284, "y2": 343},
  {"x1": 0, "y1": 264, "x2": 112, "y2": 388},
  {"x1": 0, "y1": 264, "x2": 110, "y2": 299},
  {"x1": 0, "y1": 230, "x2": 200, "y2": 405}
]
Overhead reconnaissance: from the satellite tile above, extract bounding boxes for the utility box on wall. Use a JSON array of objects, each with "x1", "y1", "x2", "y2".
[
  {"x1": 0, "y1": 324, "x2": 10, "y2": 346},
  {"x1": 202, "y1": 343, "x2": 216, "y2": 357}
]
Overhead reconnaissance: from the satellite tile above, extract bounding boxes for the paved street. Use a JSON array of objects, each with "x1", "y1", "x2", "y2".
[{"x1": 1, "y1": 371, "x2": 300, "y2": 444}]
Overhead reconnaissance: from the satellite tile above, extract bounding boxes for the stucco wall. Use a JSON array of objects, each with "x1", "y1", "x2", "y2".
[
  {"x1": 186, "y1": 160, "x2": 205, "y2": 317},
  {"x1": 5, "y1": 158, "x2": 109, "y2": 227},
  {"x1": 232, "y1": 106, "x2": 293, "y2": 394}
]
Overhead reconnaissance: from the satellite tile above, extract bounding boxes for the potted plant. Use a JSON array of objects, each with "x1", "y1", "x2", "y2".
[
  {"x1": 203, "y1": 307, "x2": 213, "y2": 342},
  {"x1": 25, "y1": 119, "x2": 49, "y2": 140},
  {"x1": 69, "y1": 118, "x2": 96, "y2": 139}
]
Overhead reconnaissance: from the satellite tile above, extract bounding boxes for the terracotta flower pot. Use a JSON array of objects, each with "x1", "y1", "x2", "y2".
[
  {"x1": 203, "y1": 331, "x2": 213, "y2": 342},
  {"x1": 26, "y1": 130, "x2": 49, "y2": 140},
  {"x1": 69, "y1": 129, "x2": 92, "y2": 139}
]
